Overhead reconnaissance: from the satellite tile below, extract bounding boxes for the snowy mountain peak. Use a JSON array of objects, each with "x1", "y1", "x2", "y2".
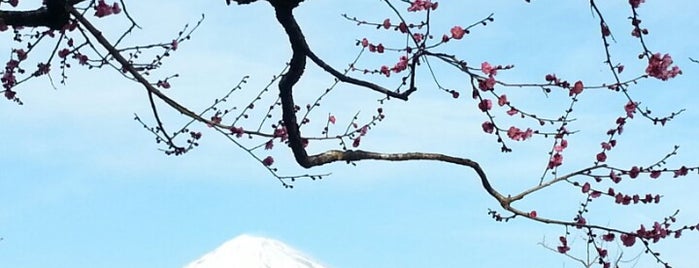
[{"x1": 184, "y1": 234, "x2": 327, "y2": 268}]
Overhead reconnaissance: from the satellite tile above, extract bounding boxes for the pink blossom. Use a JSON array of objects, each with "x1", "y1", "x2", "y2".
[
  {"x1": 620, "y1": 233, "x2": 636, "y2": 247},
  {"x1": 450, "y1": 26, "x2": 465, "y2": 40},
  {"x1": 478, "y1": 77, "x2": 496, "y2": 91},
  {"x1": 548, "y1": 153, "x2": 563, "y2": 169},
  {"x1": 624, "y1": 101, "x2": 637, "y2": 118},
  {"x1": 265, "y1": 139, "x2": 274, "y2": 150},
  {"x1": 407, "y1": 0, "x2": 438, "y2": 12},
  {"x1": 361, "y1": 38, "x2": 369, "y2": 48},
  {"x1": 582, "y1": 182, "x2": 591, "y2": 193},
  {"x1": 554, "y1": 139, "x2": 568, "y2": 152},
  {"x1": 95, "y1": 1, "x2": 118, "y2": 18},
  {"x1": 398, "y1": 22, "x2": 408, "y2": 33},
  {"x1": 481, "y1": 121, "x2": 495, "y2": 133},
  {"x1": 602, "y1": 233, "x2": 615, "y2": 242},
  {"x1": 674, "y1": 166, "x2": 689, "y2": 178},
  {"x1": 495, "y1": 95, "x2": 507, "y2": 106},
  {"x1": 262, "y1": 156, "x2": 274, "y2": 166},
  {"x1": 629, "y1": 0, "x2": 645, "y2": 8},
  {"x1": 478, "y1": 99, "x2": 492, "y2": 112},
  {"x1": 481, "y1": 62, "x2": 496, "y2": 76},
  {"x1": 569, "y1": 80, "x2": 583, "y2": 96},
  {"x1": 507, "y1": 126, "x2": 533, "y2": 141},
  {"x1": 230, "y1": 126, "x2": 245, "y2": 138},
  {"x1": 328, "y1": 115, "x2": 336, "y2": 124},
  {"x1": 506, "y1": 108, "x2": 518, "y2": 116},
  {"x1": 380, "y1": 65, "x2": 390, "y2": 77},
  {"x1": 392, "y1": 56, "x2": 409, "y2": 73},
  {"x1": 596, "y1": 152, "x2": 607, "y2": 162},
  {"x1": 352, "y1": 137, "x2": 361, "y2": 148},
  {"x1": 376, "y1": 43, "x2": 385, "y2": 53},
  {"x1": 382, "y1": 19, "x2": 391, "y2": 29},
  {"x1": 629, "y1": 166, "x2": 640, "y2": 178},
  {"x1": 645, "y1": 53, "x2": 682, "y2": 81},
  {"x1": 14, "y1": 49, "x2": 27, "y2": 61},
  {"x1": 171, "y1": 40, "x2": 179, "y2": 50}
]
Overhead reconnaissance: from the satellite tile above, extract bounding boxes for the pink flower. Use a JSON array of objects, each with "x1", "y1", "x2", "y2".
[
  {"x1": 478, "y1": 99, "x2": 492, "y2": 112},
  {"x1": 506, "y1": 108, "x2": 518, "y2": 116},
  {"x1": 58, "y1": 48, "x2": 70, "y2": 58},
  {"x1": 582, "y1": 182, "x2": 591, "y2": 193},
  {"x1": 380, "y1": 65, "x2": 390, "y2": 77},
  {"x1": 481, "y1": 62, "x2": 496, "y2": 76},
  {"x1": 95, "y1": 0, "x2": 115, "y2": 17},
  {"x1": 450, "y1": 26, "x2": 465, "y2": 40},
  {"x1": 14, "y1": 49, "x2": 27, "y2": 61},
  {"x1": 620, "y1": 234, "x2": 636, "y2": 247},
  {"x1": 111, "y1": 2, "x2": 122, "y2": 14},
  {"x1": 481, "y1": 121, "x2": 495, "y2": 133},
  {"x1": 230, "y1": 126, "x2": 244, "y2": 138},
  {"x1": 497, "y1": 94, "x2": 508, "y2": 106},
  {"x1": 557, "y1": 236, "x2": 570, "y2": 253},
  {"x1": 629, "y1": 0, "x2": 645, "y2": 8},
  {"x1": 398, "y1": 22, "x2": 408, "y2": 33},
  {"x1": 361, "y1": 38, "x2": 369, "y2": 48},
  {"x1": 407, "y1": 0, "x2": 437, "y2": 12},
  {"x1": 478, "y1": 77, "x2": 496, "y2": 91},
  {"x1": 624, "y1": 101, "x2": 637, "y2": 118},
  {"x1": 265, "y1": 139, "x2": 274, "y2": 150},
  {"x1": 382, "y1": 18, "x2": 391, "y2": 29},
  {"x1": 554, "y1": 139, "x2": 568, "y2": 152},
  {"x1": 548, "y1": 153, "x2": 563, "y2": 169},
  {"x1": 352, "y1": 137, "x2": 361, "y2": 148},
  {"x1": 507, "y1": 126, "x2": 532, "y2": 141},
  {"x1": 602, "y1": 232, "x2": 615, "y2": 242},
  {"x1": 328, "y1": 115, "x2": 336, "y2": 124},
  {"x1": 529, "y1": 210, "x2": 537, "y2": 218},
  {"x1": 569, "y1": 80, "x2": 583, "y2": 96},
  {"x1": 171, "y1": 40, "x2": 179, "y2": 50},
  {"x1": 596, "y1": 152, "x2": 607, "y2": 162},
  {"x1": 262, "y1": 156, "x2": 274, "y2": 166},
  {"x1": 629, "y1": 166, "x2": 640, "y2": 178},
  {"x1": 645, "y1": 53, "x2": 682, "y2": 81}
]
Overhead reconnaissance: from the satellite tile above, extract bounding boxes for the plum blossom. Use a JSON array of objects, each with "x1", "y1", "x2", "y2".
[
  {"x1": 382, "y1": 19, "x2": 391, "y2": 29},
  {"x1": 450, "y1": 26, "x2": 465, "y2": 40},
  {"x1": 95, "y1": 1, "x2": 122, "y2": 18},
  {"x1": 481, "y1": 121, "x2": 495, "y2": 133},
  {"x1": 569, "y1": 80, "x2": 583, "y2": 96},
  {"x1": 481, "y1": 62, "x2": 496, "y2": 76},
  {"x1": 629, "y1": 0, "x2": 645, "y2": 8},
  {"x1": 407, "y1": 0, "x2": 438, "y2": 12},
  {"x1": 478, "y1": 99, "x2": 492, "y2": 112},
  {"x1": 645, "y1": 53, "x2": 681, "y2": 81},
  {"x1": 507, "y1": 126, "x2": 532, "y2": 141},
  {"x1": 262, "y1": 156, "x2": 274, "y2": 166}
]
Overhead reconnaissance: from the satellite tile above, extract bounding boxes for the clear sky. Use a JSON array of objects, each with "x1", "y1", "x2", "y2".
[{"x1": 1, "y1": 1, "x2": 698, "y2": 267}]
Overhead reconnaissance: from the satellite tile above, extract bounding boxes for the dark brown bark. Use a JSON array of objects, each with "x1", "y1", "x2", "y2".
[{"x1": 0, "y1": 0, "x2": 84, "y2": 30}]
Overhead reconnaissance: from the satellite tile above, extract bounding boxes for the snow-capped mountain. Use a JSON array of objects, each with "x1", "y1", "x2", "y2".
[{"x1": 184, "y1": 234, "x2": 328, "y2": 268}]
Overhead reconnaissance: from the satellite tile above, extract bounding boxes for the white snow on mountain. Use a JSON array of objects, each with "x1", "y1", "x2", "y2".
[{"x1": 184, "y1": 234, "x2": 328, "y2": 268}]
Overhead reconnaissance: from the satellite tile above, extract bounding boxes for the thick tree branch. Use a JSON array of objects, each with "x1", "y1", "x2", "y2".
[
  {"x1": 269, "y1": 2, "x2": 507, "y2": 208},
  {"x1": 0, "y1": 0, "x2": 85, "y2": 29}
]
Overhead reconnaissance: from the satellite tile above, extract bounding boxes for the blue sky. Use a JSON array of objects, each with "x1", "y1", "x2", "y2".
[{"x1": 1, "y1": 0, "x2": 698, "y2": 267}]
